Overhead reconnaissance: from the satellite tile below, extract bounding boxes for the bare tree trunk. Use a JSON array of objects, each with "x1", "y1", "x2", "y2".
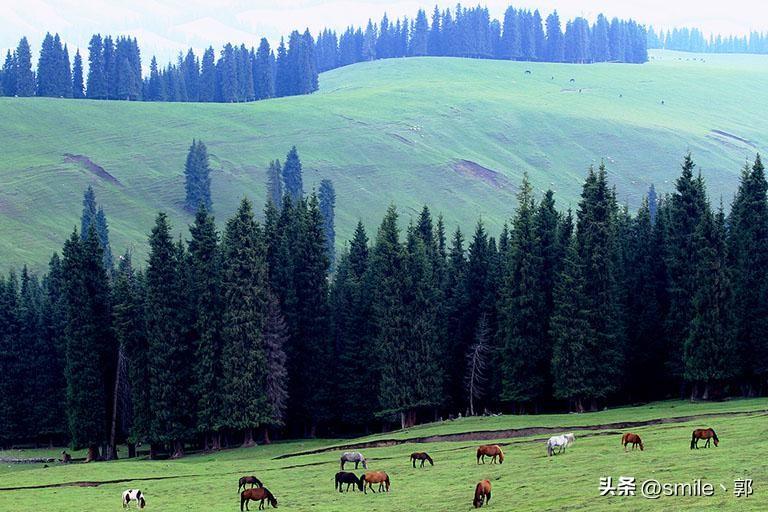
[
  {"x1": 127, "y1": 443, "x2": 136, "y2": 458},
  {"x1": 149, "y1": 443, "x2": 159, "y2": 460},
  {"x1": 170, "y1": 440, "x2": 185, "y2": 459},
  {"x1": 84, "y1": 445, "x2": 98, "y2": 463},
  {"x1": 242, "y1": 428, "x2": 256, "y2": 448},
  {"x1": 262, "y1": 426, "x2": 271, "y2": 445},
  {"x1": 400, "y1": 412, "x2": 406, "y2": 430},
  {"x1": 702, "y1": 383, "x2": 711, "y2": 400}
]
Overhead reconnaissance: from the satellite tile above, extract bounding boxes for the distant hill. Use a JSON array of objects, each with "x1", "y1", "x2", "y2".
[{"x1": 0, "y1": 50, "x2": 765, "y2": 268}]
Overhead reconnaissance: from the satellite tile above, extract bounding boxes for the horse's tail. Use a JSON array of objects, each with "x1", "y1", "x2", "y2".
[
  {"x1": 240, "y1": 492, "x2": 246, "y2": 512},
  {"x1": 690, "y1": 431, "x2": 696, "y2": 450},
  {"x1": 334, "y1": 474, "x2": 339, "y2": 490},
  {"x1": 385, "y1": 474, "x2": 391, "y2": 491}
]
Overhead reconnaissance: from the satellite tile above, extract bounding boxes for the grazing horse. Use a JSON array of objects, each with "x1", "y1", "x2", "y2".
[
  {"x1": 476, "y1": 445, "x2": 504, "y2": 464},
  {"x1": 360, "y1": 471, "x2": 390, "y2": 493},
  {"x1": 240, "y1": 487, "x2": 278, "y2": 510},
  {"x1": 546, "y1": 433, "x2": 575, "y2": 456},
  {"x1": 622, "y1": 433, "x2": 644, "y2": 451},
  {"x1": 691, "y1": 428, "x2": 719, "y2": 449},
  {"x1": 473, "y1": 480, "x2": 492, "y2": 508},
  {"x1": 239, "y1": 476, "x2": 264, "y2": 493},
  {"x1": 122, "y1": 489, "x2": 146, "y2": 509},
  {"x1": 335, "y1": 471, "x2": 363, "y2": 492},
  {"x1": 340, "y1": 451, "x2": 368, "y2": 470},
  {"x1": 524, "y1": 70, "x2": 531, "y2": 74},
  {"x1": 410, "y1": 452, "x2": 434, "y2": 468}
]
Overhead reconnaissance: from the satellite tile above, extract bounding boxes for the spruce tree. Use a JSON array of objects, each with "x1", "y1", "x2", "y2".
[
  {"x1": 199, "y1": 47, "x2": 216, "y2": 102},
  {"x1": 187, "y1": 205, "x2": 224, "y2": 450},
  {"x1": 0, "y1": 272, "x2": 21, "y2": 445},
  {"x1": 254, "y1": 38, "x2": 275, "y2": 100},
  {"x1": 2, "y1": 50, "x2": 16, "y2": 96},
  {"x1": 86, "y1": 35, "x2": 106, "y2": 99},
  {"x1": 282, "y1": 146, "x2": 304, "y2": 201},
  {"x1": 219, "y1": 199, "x2": 269, "y2": 446},
  {"x1": 184, "y1": 139, "x2": 212, "y2": 212},
  {"x1": 61, "y1": 228, "x2": 113, "y2": 461},
  {"x1": 14, "y1": 37, "x2": 35, "y2": 96},
  {"x1": 266, "y1": 160, "x2": 283, "y2": 208},
  {"x1": 145, "y1": 213, "x2": 192, "y2": 458},
  {"x1": 318, "y1": 178, "x2": 336, "y2": 267},
  {"x1": 728, "y1": 155, "x2": 768, "y2": 391},
  {"x1": 684, "y1": 206, "x2": 735, "y2": 399},
  {"x1": 263, "y1": 295, "x2": 289, "y2": 442}
]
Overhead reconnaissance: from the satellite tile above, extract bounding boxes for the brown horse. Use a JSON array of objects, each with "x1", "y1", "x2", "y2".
[
  {"x1": 240, "y1": 487, "x2": 277, "y2": 510},
  {"x1": 621, "y1": 433, "x2": 644, "y2": 451},
  {"x1": 473, "y1": 480, "x2": 492, "y2": 508},
  {"x1": 360, "y1": 471, "x2": 390, "y2": 493},
  {"x1": 410, "y1": 452, "x2": 434, "y2": 468},
  {"x1": 238, "y1": 475, "x2": 264, "y2": 493},
  {"x1": 477, "y1": 445, "x2": 504, "y2": 464},
  {"x1": 691, "y1": 428, "x2": 719, "y2": 449}
]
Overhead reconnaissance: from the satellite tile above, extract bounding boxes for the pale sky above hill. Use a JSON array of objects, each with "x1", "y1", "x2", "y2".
[{"x1": 2, "y1": 0, "x2": 766, "y2": 65}]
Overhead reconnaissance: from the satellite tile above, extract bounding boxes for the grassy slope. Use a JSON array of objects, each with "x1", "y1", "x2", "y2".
[
  {"x1": 0, "y1": 399, "x2": 766, "y2": 511},
  {"x1": 0, "y1": 50, "x2": 766, "y2": 267}
]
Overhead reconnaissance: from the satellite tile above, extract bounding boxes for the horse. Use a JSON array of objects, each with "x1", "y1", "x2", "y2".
[
  {"x1": 621, "y1": 433, "x2": 644, "y2": 451},
  {"x1": 546, "y1": 433, "x2": 575, "y2": 456},
  {"x1": 122, "y1": 489, "x2": 146, "y2": 509},
  {"x1": 239, "y1": 475, "x2": 264, "y2": 493},
  {"x1": 476, "y1": 444, "x2": 504, "y2": 464},
  {"x1": 410, "y1": 452, "x2": 434, "y2": 468},
  {"x1": 335, "y1": 471, "x2": 363, "y2": 492},
  {"x1": 473, "y1": 480, "x2": 492, "y2": 508},
  {"x1": 61, "y1": 450, "x2": 72, "y2": 464},
  {"x1": 524, "y1": 70, "x2": 531, "y2": 75},
  {"x1": 240, "y1": 487, "x2": 278, "y2": 510},
  {"x1": 691, "y1": 428, "x2": 719, "y2": 449},
  {"x1": 360, "y1": 471, "x2": 390, "y2": 493},
  {"x1": 340, "y1": 451, "x2": 367, "y2": 470}
]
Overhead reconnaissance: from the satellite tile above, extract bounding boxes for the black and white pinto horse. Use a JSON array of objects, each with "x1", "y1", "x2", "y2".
[
  {"x1": 122, "y1": 489, "x2": 146, "y2": 509},
  {"x1": 340, "y1": 451, "x2": 368, "y2": 470}
]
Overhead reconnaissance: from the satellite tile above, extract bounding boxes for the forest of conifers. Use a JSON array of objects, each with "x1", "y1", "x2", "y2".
[
  {"x1": 0, "y1": 151, "x2": 766, "y2": 459},
  {"x1": 0, "y1": 3, "x2": 650, "y2": 103}
]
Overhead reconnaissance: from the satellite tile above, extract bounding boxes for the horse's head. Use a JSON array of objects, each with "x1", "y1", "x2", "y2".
[
  {"x1": 138, "y1": 497, "x2": 146, "y2": 509},
  {"x1": 361, "y1": 458, "x2": 368, "y2": 469},
  {"x1": 356, "y1": 476, "x2": 364, "y2": 491}
]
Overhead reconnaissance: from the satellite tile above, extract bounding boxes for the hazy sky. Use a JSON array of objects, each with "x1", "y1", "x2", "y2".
[{"x1": 3, "y1": 0, "x2": 766, "y2": 64}]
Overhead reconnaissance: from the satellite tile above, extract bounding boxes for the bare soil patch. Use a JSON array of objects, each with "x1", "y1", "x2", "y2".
[
  {"x1": 63, "y1": 154, "x2": 122, "y2": 186},
  {"x1": 451, "y1": 159, "x2": 514, "y2": 190}
]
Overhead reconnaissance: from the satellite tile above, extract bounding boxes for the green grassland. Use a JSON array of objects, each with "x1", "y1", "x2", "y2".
[
  {"x1": 0, "y1": 399, "x2": 766, "y2": 511},
  {"x1": 1, "y1": 50, "x2": 766, "y2": 267}
]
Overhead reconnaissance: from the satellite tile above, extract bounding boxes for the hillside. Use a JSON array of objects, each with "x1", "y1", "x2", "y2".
[
  {"x1": 0, "y1": 50, "x2": 766, "y2": 267},
  {"x1": 1, "y1": 398, "x2": 767, "y2": 511}
]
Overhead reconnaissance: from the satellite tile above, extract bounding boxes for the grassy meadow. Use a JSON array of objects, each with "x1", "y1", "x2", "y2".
[
  {"x1": 1, "y1": 398, "x2": 766, "y2": 511},
  {"x1": 0, "y1": 50, "x2": 766, "y2": 267}
]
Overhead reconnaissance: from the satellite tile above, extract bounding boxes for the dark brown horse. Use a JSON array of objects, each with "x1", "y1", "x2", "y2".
[
  {"x1": 240, "y1": 487, "x2": 278, "y2": 510},
  {"x1": 691, "y1": 428, "x2": 719, "y2": 449},
  {"x1": 410, "y1": 452, "x2": 434, "y2": 467},
  {"x1": 335, "y1": 471, "x2": 363, "y2": 492},
  {"x1": 238, "y1": 475, "x2": 264, "y2": 493},
  {"x1": 477, "y1": 444, "x2": 504, "y2": 464},
  {"x1": 621, "y1": 433, "x2": 644, "y2": 451},
  {"x1": 473, "y1": 480, "x2": 492, "y2": 508},
  {"x1": 360, "y1": 471, "x2": 390, "y2": 493}
]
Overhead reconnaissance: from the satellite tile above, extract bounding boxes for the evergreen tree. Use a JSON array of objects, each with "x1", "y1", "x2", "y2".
[
  {"x1": 685, "y1": 206, "x2": 735, "y2": 399},
  {"x1": 2, "y1": 50, "x2": 16, "y2": 96},
  {"x1": 183, "y1": 139, "x2": 212, "y2": 212},
  {"x1": 86, "y1": 35, "x2": 106, "y2": 99},
  {"x1": 0, "y1": 272, "x2": 21, "y2": 444},
  {"x1": 61, "y1": 228, "x2": 113, "y2": 461},
  {"x1": 266, "y1": 160, "x2": 283, "y2": 208},
  {"x1": 199, "y1": 47, "x2": 216, "y2": 102},
  {"x1": 727, "y1": 154, "x2": 768, "y2": 390},
  {"x1": 14, "y1": 37, "x2": 35, "y2": 96},
  {"x1": 219, "y1": 199, "x2": 269, "y2": 446},
  {"x1": 318, "y1": 179, "x2": 336, "y2": 267},
  {"x1": 262, "y1": 295, "x2": 289, "y2": 442},
  {"x1": 282, "y1": 146, "x2": 304, "y2": 201},
  {"x1": 188, "y1": 206, "x2": 224, "y2": 450},
  {"x1": 499, "y1": 175, "x2": 547, "y2": 409},
  {"x1": 254, "y1": 38, "x2": 275, "y2": 100},
  {"x1": 665, "y1": 154, "x2": 708, "y2": 390},
  {"x1": 145, "y1": 213, "x2": 191, "y2": 458},
  {"x1": 411, "y1": 9, "x2": 429, "y2": 56}
]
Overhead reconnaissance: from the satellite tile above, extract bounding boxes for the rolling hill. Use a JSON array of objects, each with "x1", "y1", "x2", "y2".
[{"x1": 0, "y1": 49, "x2": 766, "y2": 267}]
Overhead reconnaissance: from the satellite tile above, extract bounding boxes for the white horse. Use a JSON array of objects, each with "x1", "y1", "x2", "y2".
[
  {"x1": 122, "y1": 489, "x2": 146, "y2": 509},
  {"x1": 340, "y1": 451, "x2": 368, "y2": 470},
  {"x1": 546, "y1": 433, "x2": 575, "y2": 456}
]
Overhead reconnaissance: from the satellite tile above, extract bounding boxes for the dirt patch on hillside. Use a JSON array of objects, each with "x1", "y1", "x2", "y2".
[
  {"x1": 388, "y1": 133, "x2": 413, "y2": 145},
  {"x1": 708, "y1": 129, "x2": 756, "y2": 148},
  {"x1": 63, "y1": 154, "x2": 122, "y2": 186},
  {"x1": 274, "y1": 409, "x2": 766, "y2": 459},
  {"x1": 451, "y1": 159, "x2": 514, "y2": 190}
]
